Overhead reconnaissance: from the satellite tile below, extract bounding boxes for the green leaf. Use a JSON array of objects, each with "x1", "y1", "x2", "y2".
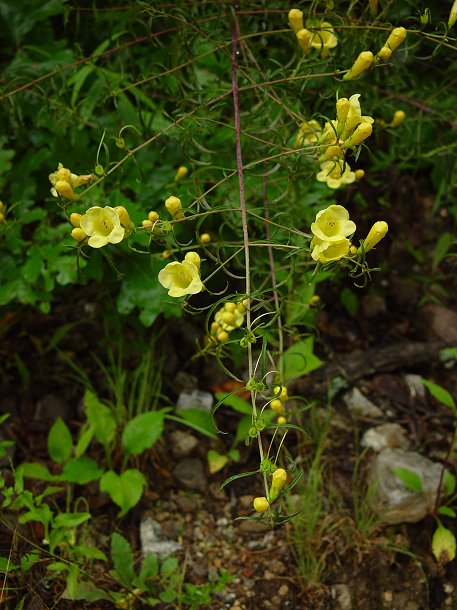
[
  {"x1": 433, "y1": 232, "x2": 455, "y2": 269},
  {"x1": 391, "y1": 467, "x2": 423, "y2": 492},
  {"x1": 111, "y1": 532, "x2": 135, "y2": 589},
  {"x1": 16, "y1": 462, "x2": 58, "y2": 482},
  {"x1": 160, "y1": 556, "x2": 179, "y2": 577},
  {"x1": 438, "y1": 506, "x2": 456, "y2": 518},
  {"x1": 432, "y1": 525, "x2": 456, "y2": 563},
  {"x1": 62, "y1": 457, "x2": 103, "y2": 484},
  {"x1": 75, "y1": 424, "x2": 95, "y2": 458},
  {"x1": 220, "y1": 469, "x2": 260, "y2": 490},
  {"x1": 138, "y1": 553, "x2": 159, "y2": 581},
  {"x1": 215, "y1": 392, "x2": 252, "y2": 415},
  {"x1": 54, "y1": 512, "x2": 91, "y2": 528},
  {"x1": 170, "y1": 409, "x2": 218, "y2": 440},
  {"x1": 444, "y1": 470, "x2": 456, "y2": 497},
  {"x1": 121, "y1": 410, "x2": 166, "y2": 456},
  {"x1": 234, "y1": 415, "x2": 252, "y2": 446},
  {"x1": 100, "y1": 469, "x2": 146, "y2": 516},
  {"x1": 340, "y1": 287, "x2": 358, "y2": 317},
  {"x1": 0, "y1": 556, "x2": 18, "y2": 572},
  {"x1": 282, "y1": 337, "x2": 323, "y2": 381},
  {"x1": 422, "y1": 379, "x2": 456, "y2": 412},
  {"x1": 207, "y1": 450, "x2": 229, "y2": 474},
  {"x1": 84, "y1": 390, "x2": 117, "y2": 446},
  {"x1": 48, "y1": 417, "x2": 73, "y2": 464},
  {"x1": 62, "y1": 580, "x2": 113, "y2": 602}
]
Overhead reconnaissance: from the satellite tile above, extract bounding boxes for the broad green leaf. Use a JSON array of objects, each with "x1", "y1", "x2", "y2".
[
  {"x1": 84, "y1": 390, "x2": 117, "y2": 446},
  {"x1": 438, "y1": 506, "x2": 456, "y2": 518},
  {"x1": 207, "y1": 450, "x2": 229, "y2": 474},
  {"x1": 215, "y1": 392, "x2": 252, "y2": 415},
  {"x1": 422, "y1": 379, "x2": 456, "y2": 412},
  {"x1": 62, "y1": 457, "x2": 103, "y2": 484},
  {"x1": 138, "y1": 553, "x2": 159, "y2": 581},
  {"x1": 62, "y1": 579, "x2": 113, "y2": 602},
  {"x1": 160, "y1": 556, "x2": 179, "y2": 577},
  {"x1": 16, "y1": 462, "x2": 58, "y2": 482},
  {"x1": 432, "y1": 525, "x2": 456, "y2": 563},
  {"x1": 391, "y1": 467, "x2": 423, "y2": 492},
  {"x1": 282, "y1": 337, "x2": 323, "y2": 381},
  {"x1": 75, "y1": 424, "x2": 95, "y2": 459},
  {"x1": 122, "y1": 410, "x2": 166, "y2": 456},
  {"x1": 54, "y1": 512, "x2": 91, "y2": 528},
  {"x1": 110, "y1": 532, "x2": 135, "y2": 589},
  {"x1": 444, "y1": 470, "x2": 456, "y2": 497},
  {"x1": 432, "y1": 232, "x2": 455, "y2": 269},
  {"x1": 100, "y1": 469, "x2": 146, "y2": 516},
  {"x1": 170, "y1": 409, "x2": 218, "y2": 439},
  {"x1": 0, "y1": 556, "x2": 18, "y2": 572},
  {"x1": 48, "y1": 417, "x2": 73, "y2": 464}
]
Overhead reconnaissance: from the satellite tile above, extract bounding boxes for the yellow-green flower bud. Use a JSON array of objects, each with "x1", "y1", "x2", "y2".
[
  {"x1": 115, "y1": 206, "x2": 134, "y2": 231},
  {"x1": 148, "y1": 211, "x2": 159, "y2": 223},
  {"x1": 71, "y1": 227, "x2": 87, "y2": 242},
  {"x1": 210, "y1": 321, "x2": 220, "y2": 335},
  {"x1": 174, "y1": 166, "x2": 188, "y2": 181},
  {"x1": 273, "y1": 386, "x2": 288, "y2": 402},
  {"x1": 277, "y1": 416, "x2": 287, "y2": 425},
  {"x1": 70, "y1": 212, "x2": 82, "y2": 227},
  {"x1": 165, "y1": 196, "x2": 184, "y2": 219},
  {"x1": 162, "y1": 250, "x2": 172, "y2": 259},
  {"x1": 142, "y1": 219, "x2": 153, "y2": 232},
  {"x1": 355, "y1": 169, "x2": 365, "y2": 181},
  {"x1": 200, "y1": 233, "x2": 211, "y2": 244},
  {"x1": 296, "y1": 29, "x2": 311, "y2": 53},
  {"x1": 224, "y1": 302, "x2": 236, "y2": 313},
  {"x1": 253, "y1": 496, "x2": 270, "y2": 513},
  {"x1": 391, "y1": 110, "x2": 406, "y2": 127},
  {"x1": 349, "y1": 244, "x2": 358, "y2": 255},
  {"x1": 217, "y1": 330, "x2": 229, "y2": 343},
  {"x1": 310, "y1": 295, "x2": 320, "y2": 305},
  {"x1": 0, "y1": 212, "x2": 5, "y2": 223},
  {"x1": 269, "y1": 467, "x2": 287, "y2": 502},
  {"x1": 288, "y1": 8, "x2": 304, "y2": 33},
  {"x1": 384, "y1": 27, "x2": 406, "y2": 53},
  {"x1": 343, "y1": 51, "x2": 373, "y2": 81},
  {"x1": 362, "y1": 221, "x2": 388, "y2": 252},
  {"x1": 450, "y1": 0, "x2": 457, "y2": 28},
  {"x1": 377, "y1": 46, "x2": 392, "y2": 61},
  {"x1": 221, "y1": 311, "x2": 235, "y2": 325},
  {"x1": 184, "y1": 251, "x2": 200, "y2": 271},
  {"x1": 54, "y1": 180, "x2": 78, "y2": 201},
  {"x1": 344, "y1": 122, "x2": 373, "y2": 148},
  {"x1": 270, "y1": 399, "x2": 285, "y2": 415}
]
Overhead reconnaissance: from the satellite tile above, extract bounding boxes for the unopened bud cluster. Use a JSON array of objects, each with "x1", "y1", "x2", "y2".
[
  {"x1": 269, "y1": 385, "x2": 289, "y2": 425},
  {"x1": 253, "y1": 466, "x2": 288, "y2": 513},
  {"x1": 209, "y1": 300, "x2": 248, "y2": 344}
]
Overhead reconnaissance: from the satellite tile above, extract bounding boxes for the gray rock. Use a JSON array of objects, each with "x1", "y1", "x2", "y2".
[
  {"x1": 173, "y1": 458, "x2": 206, "y2": 492},
  {"x1": 140, "y1": 517, "x2": 182, "y2": 558},
  {"x1": 362, "y1": 423, "x2": 410, "y2": 452},
  {"x1": 331, "y1": 584, "x2": 352, "y2": 610},
  {"x1": 176, "y1": 389, "x2": 213, "y2": 413},
  {"x1": 170, "y1": 430, "x2": 199, "y2": 458},
  {"x1": 343, "y1": 387, "x2": 384, "y2": 418},
  {"x1": 369, "y1": 448, "x2": 444, "y2": 523},
  {"x1": 404, "y1": 374, "x2": 427, "y2": 399}
]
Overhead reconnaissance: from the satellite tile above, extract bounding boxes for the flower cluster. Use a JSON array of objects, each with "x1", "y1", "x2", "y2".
[
  {"x1": 296, "y1": 94, "x2": 373, "y2": 188},
  {"x1": 209, "y1": 300, "x2": 247, "y2": 344},
  {"x1": 344, "y1": 27, "x2": 407, "y2": 80},
  {"x1": 253, "y1": 467, "x2": 288, "y2": 514},
  {"x1": 158, "y1": 252, "x2": 203, "y2": 298},
  {"x1": 49, "y1": 163, "x2": 92, "y2": 201},
  {"x1": 310, "y1": 205, "x2": 389, "y2": 265},
  {"x1": 70, "y1": 205, "x2": 133, "y2": 248},
  {"x1": 288, "y1": 9, "x2": 337, "y2": 58},
  {"x1": 269, "y1": 385, "x2": 289, "y2": 425}
]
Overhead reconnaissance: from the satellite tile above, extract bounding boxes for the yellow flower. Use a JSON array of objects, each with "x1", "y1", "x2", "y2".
[
  {"x1": 174, "y1": 166, "x2": 188, "y2": 181},
  {"x1": 391, "y1": 110, "x2": 406, "y2": 127},
  {"x1": 383, "y1": 27, "x2": 406, "y2": 53},
  {"x1": 450, "y1": 0, "x2": 457, "y2": 28},
  {"x1": 295, "y1": 119, "x2": 322, "y2": 148},
  {"x1": 343, "y1": 51, "x2": 373, "y2": 81},
  {"x1": 184, "y1": 251, "x2": 200, "y2": 270},
  {"x1": 296, "y1": 28, "x2": 311, "y2": 53},
  {"x1": 79, "y1": 206, "x2": 125, "y2": 248},
  {"x1": 270, "y1": 399, "x2": 285, "y2": 415},
  {"x1": 310, "y1": 21, "x2": 338, "y2": 53},
  {"x1": 316, "y1": 159, "x2": 356, "y2": 189},
  {"x1": 311, "y1": 205, "x2": 356, "y2": 241},
  {"x1": 158, "y1": 252, "x2": 203, "y2": 298},
  {"x1": 344, "y1": 121, "x2": 373, "y2": 148},
  {"x1": 200, "y1": 233, "x2": 211, "y2": 244},
  {"x1": 71, "y1": 228, "x2": 87, "y2": 242},
  {"x1": 277, "y1": 416, "x2": 287, "y2": 425},
  {"x1": 288, "y1": 8, "x2": 304, "y2": 33},
  {"x1": 270, "y1": 468, "x2": 287, "y2": 502},
  {"x1": 361, "y1": 221, "x2": 388, "y2": 252},
  {"x1": 339, "y1": 94, "x2": 374, "y2": 140},
  {"x1": 253, "y1": 497, "x2": 270, "y2": 513},
  {"x1": 215, "y1": 302, "x2": 244, "y2": 331},
  {"x1": 165, "y1": 195, "x2": 184, "y2": 219},
  {"x1": 311, "y1": 236, "x2": 351, "y2": 263},
  {"x1": 49, "y1": 163, "x2": 92, "y2": 201},
  {"x1": 70, "y1": 212, "x2": 82, "y2": 227},
  {"x1": 377, "y1": 46, "x2": 392, "y2": 61}
]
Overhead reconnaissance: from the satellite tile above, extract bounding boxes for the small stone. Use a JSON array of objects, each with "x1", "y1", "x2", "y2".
[
  {"x1": 170, "y1": 430, "x2": 199, "y2": 458},
  {"x1": 173, "y1": 458, "x2": 206, "y2": 492},
  {"x1": 238, "y1": 519, "x2": 269, "y2": 534},
  {"x1": 382, "y1": 590, "x2": 393, "y2": 602},
  {"x1": 343, "y1": 387, "x2": 384, "y2": 418},
  {"x1": 278, "y1": 584, "x2": 289, "y2": 596},
  {"x1": 444, "y1": 583, "x2": 454, "y2": 594},
  {"x1": 175, "y1": 494, "x2": 200, "y2": 512},
  {"x1": 331, "y1": 584, "x2": 352, "y2": 610},
  {"x1": 362, "y1": 423, "x2": 410, "y2": 452},
  {"x1": 420, "y1": 304, "x2": 457, "y2": 343},
  {"x1": 239, "y1": 495, "x2": 255, "y2": 509},
  {"x1": 140, "y1": 517, "x2": 182, "y2": 558},
  {"x1": 176, "y1": 389, "x2": 214, "y2": 413},
  {"x1": 404, "y1": 374, "x2": 427, "y2": 399}
]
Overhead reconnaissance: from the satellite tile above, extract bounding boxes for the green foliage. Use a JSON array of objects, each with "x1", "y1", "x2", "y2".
[{"x1": 391, "y1": 467, "x2": 424, "y2": 493}]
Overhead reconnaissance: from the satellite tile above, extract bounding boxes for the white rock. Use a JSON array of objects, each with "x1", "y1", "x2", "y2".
[
  {"x1": 140, "y1": 517, "x2": 183, "y2": 558},
  {"x1": 362, "y1": 423, "x2": 410, "y2": 452},
  {"x1": 176, "y1": 389, "x2": 214, "y2": 413},
  {"x1": 343, "y1": 387, "x2": 384, "y2": 418}
]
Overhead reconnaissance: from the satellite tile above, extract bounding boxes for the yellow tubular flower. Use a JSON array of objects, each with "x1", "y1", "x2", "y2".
[
  {"x1": 70, "y1": 172, "x2": 92, "y2": 188},
  {"x1": 79, "y1": 206, "x2": 125, "y2": 248},
  {"x1": 343, "y1": 51, "x2": 374, "y2": 81},
  {"x1": 253, "y1": 497, "x2": 270, "y2": 513},
  {"x1": 295, "y1": 119, "x2": 322, "y2": 148},
  {"x1": 174, "y1": 166, "x2": 188, "y2": 181},
  {"x1": 270, "y1": 468, "x2": 288, "y2": 502},
  {"x1": 288, "y1": 8, "x2": 304, "y2": 33},
  {"x1": 311, "y1": 236, "x2": 351, "y2": 263},
  {"x1": 158, "y1": 253, "x2": 203, "y2": 297},
  {"x1": 377, "y1": 46, "x2": 392, "y2": 61},
  {"x1": 70, "y1": 212, "x2": 82, "y2": 227},
  {"x1": 296, "y1": 28, "x2": 311, "y2": 53},
  {"x1": 316, "y1": 160, "x2": 356, "y2": 189},
  {"x1": 52, "y1": 180, "x2": 78, "y2": 201},
  {"x1": 310, "y1": 22, "x2": 338, "y2": 53},
  {"x1": 340, "y1": 94, "x2": 374, "y2": 140},
  {"x1": 336, "y1": 98, "x2": 350, "y2": 124},
  {"x1": 384, "y1": 27, "x2": 406, "y2": 53},
  {"x1": 344, "y1": 122, "x2": 373, "y2": 148},
  {"x1": 391, "y1": 110, "x2": 406, "y2": 127},
  {"x1": 361, "y1": 221, "x2": 388, "y2": 252},
  {"x1": 71, "y1": 228, "x2": 87, "y2": 242},
  {"x1": 450, "y1": 0, "x2": 457, "y2": 28}
]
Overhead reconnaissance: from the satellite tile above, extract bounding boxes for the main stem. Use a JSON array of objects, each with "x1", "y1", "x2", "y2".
[{"x1": 231, "y1": 10, "x2": 268, "y2": 494}]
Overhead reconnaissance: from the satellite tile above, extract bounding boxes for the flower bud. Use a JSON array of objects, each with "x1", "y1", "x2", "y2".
[
  {"x1": 217, "y1": 330, "x2": 229, "y2": 343},
  {"x1": 270, "y1": 399, "x2": 285, "y2": 415},
  {"x1": 391, "y1": 110, "x2": 406, "y2": 127},
  {"x1": 148, "y1": 211, "x2": 159, "y2": 223},
  {"x1": 377, "y1": 46, "x2": 392, "y2": 61},
  {"x1": 320, "y1": 145, "x2": 342, "y2": 162},
  {"x1": 0, "y1": 212, "x2": 5, "y2": 223},
  {"x1": 277, "y1": 416, "x2": 287, "y2": 425},
  {"x1": 355, "y1": 169, "x2": 365, "y2": 181},
  {"x1": 336, "y1": 98, "x2": 350, "y2": 124},
  {"x1": 343, "y1": 51, "x2": 373, "y2": 80},
  {"x1": 273, "y1": 386, "x2": 288, "y2": 402},
  {"x1": 344, "y1": 122, "x2": 373, "y2": 148},
  {"x1": 288, "y1": 8, "x2": 304, "y2": 33},
  {"x1": 349, "y1": 244, "x2": 358, "y2": 255},
  {"x1": 71, "y1": 227, "x2": 87, "y2": 242},
  {"x1": 174, "y1": 166, "x2": 188, "y2": 181},
  {"x1": 224, "y1": 302, "x2": 236, "y2": 312},
  {"x1": 296, "y1": 29, "x2": 311, "y2": 53},
  {"x1": 253, "y1": 496, "x2": 270, "y2": 513},
  {"x1": 162, "y1": 250, "x2": 172, "y2": 259},
  {"x1": 142, "y1": 219, "x2": 153, "y2": 231},
  {"x1": 54, "y1": 180, "x2": 78, "y2": 201},
  {"x1": 384, "y1": 27, "x2": 406, "y2": 53},
  {"x1": 200, "y1": 232, "x2": 211, "y2": 244},
  {"x1": 70, "y1": 212, "x2": 82, "y2": 227},
  {"x1": 115, "y1": 206, "x2": 134, "y2": 230},
  {"x1": 71, "y1": 173, "x2": 93, "y2": 187},
  {"x1": 362, "y1": 221, "x2": 388, "y2": 252},
  {"x1": 310, "y1": 295, "x2": 320, "y2": 305},
  {"x1": 269, "y1": 467, "x2": 287, "y2": 502},
  {"x1": 450, "y1": 0, "x2": 457, "y2": 28},
  {"x1": 221, "y1": 311, "x2": 235, "y2": 325},
  {"x1": 165, "y1": 196, "x2": 184, "y2": 219},
  {"x1": 184, "y1": 251, "x2": 200, "y2": 270}
]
